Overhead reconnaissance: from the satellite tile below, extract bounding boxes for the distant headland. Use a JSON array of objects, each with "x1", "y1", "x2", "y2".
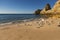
[{"x1": 35, "y1": 0, "x2": 60, "y2": 18}]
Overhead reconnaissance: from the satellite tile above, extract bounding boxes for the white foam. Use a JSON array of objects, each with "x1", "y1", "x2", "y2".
[{"x1": 0, "y1": 22, "x2": 12, "y2": 25}]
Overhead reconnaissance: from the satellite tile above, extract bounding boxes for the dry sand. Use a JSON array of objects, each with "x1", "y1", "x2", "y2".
[{"x1": 0, "y1": 18, "x2": 60, "y2": 40}]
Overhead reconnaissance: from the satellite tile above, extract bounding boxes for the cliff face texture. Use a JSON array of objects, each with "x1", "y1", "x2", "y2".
[
  {"x1": 52, "y1": 0, "x2": 60, "y2": 13},
  {"x1": 40, "y1": 0, "x2": 60, "y2": 14},
  {"x1": 40, "y1": 3, "x2": 51, "y2": 14}
]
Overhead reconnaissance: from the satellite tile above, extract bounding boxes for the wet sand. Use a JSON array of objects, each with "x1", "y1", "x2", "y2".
[{"x1": 0, "y1": 18, "x2": 60, "y2": 40}]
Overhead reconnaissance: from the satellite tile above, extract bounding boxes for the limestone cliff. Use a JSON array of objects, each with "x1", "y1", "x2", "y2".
[
  {"x1": 35, "y1": 0, "x2": 60, "y2": 15},
  {"x1": 40, "y1": 3, "x2": 51, "y2": 14},
  {"x1": 40, "y1": 0, "x2": 60, "y2": 14},
  {"x1": 52, "y1": 0, "x2": 60, "y2": 13}
]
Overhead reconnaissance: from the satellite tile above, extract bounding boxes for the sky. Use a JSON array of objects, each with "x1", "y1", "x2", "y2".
[{"x1": 0, "y1": 0, "x2": 57, "y2": 14}]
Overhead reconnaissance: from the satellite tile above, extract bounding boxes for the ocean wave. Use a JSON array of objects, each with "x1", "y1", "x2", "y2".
[
  {"x1": 0, "y1": 19, "x2": 33, "y2": 26},
  {"x1": 0, "y1": 17, "x2": 39, "y2": 26},
  {"x1": 0, "y1": 22, "x2": 13, "y2": 25}
]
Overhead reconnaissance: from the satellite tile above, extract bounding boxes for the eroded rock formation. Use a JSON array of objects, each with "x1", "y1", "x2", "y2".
[
  {"x1": 40, "y1": 3, "x2": 51, "y2": 14},
  {"x1": 35, "y1": 9, "x2": 42, "y2": 15},
  {"x1": 52, "y1": 0, "x2": 60, "y2": 13},
  {"x1": 45, "y1": 3, "x2": 51, "y2": 11},
  {"x1": 35, "y1": 0, "x2": 60, "y2": 15}
]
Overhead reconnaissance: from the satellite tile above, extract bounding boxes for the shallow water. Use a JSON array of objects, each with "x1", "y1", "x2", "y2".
[{"x1": 0, "y1": 14, "x2": 40, "y2": 24}]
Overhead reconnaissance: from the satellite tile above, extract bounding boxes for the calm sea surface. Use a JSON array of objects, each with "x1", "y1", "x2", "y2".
[{"x1": 0, "y1": 14, "x2": 40, "y2": 24}]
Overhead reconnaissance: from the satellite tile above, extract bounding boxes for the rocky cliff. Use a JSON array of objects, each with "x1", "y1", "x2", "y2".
[
  {"x1": 40, "y1": 0, "x2": 60, "y2": 14},
  {"x1": 40, "y1": 3, "x2": 51, "y2": 14},
  {"x1": 52, "y1": 0, "x2": 60, "y2": 13},
  {"x1": 35, "y1": 9, "x2": 42, "y2": 15}
]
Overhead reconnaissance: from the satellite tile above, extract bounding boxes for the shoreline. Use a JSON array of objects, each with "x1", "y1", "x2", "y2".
[
  {"x1": 0, "y1": 17, "x2": 41, "y2": 26},
  {"x1": 0, "y1": 17, "x2": 60, "y2": 40}
]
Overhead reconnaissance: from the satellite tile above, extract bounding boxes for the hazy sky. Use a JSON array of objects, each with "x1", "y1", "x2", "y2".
[{"x1": 0, "y1": 0, "x2": 57, "y2": 14}]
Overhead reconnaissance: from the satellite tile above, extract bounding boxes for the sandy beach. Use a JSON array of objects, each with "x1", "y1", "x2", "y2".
[{"x1": 0, "y1": 18, "x2": 60, "y2": 40}]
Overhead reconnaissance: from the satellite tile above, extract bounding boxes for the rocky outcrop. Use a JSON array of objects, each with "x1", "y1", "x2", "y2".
[
  {"x1": 40, "y1": 0, "x2": 60, "y2": 14},
  {"x1": 40, "y1": 3, "x2": 51, "y2": 14},
  {"x1": 45, "y1": 4, "x2": 51, "y2": 11},
  {"x1": 34, "y1": 9, "x2": 42, "y2": 15},
  {"x1": 35, "y1": 0, "x2": 60, "y2": 15},
  {"x1": 52, "y1": 0, "x2": 60, "y2": 13}
]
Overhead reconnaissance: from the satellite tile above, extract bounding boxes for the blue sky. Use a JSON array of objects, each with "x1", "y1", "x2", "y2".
[{"x1": 0, "y1": 0, "x2": 57, "y2": 14}]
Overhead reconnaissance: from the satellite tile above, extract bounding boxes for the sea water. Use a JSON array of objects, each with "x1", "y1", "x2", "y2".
[{"x1": 0, "y1": 14, "x2": 40, "y2": 24}]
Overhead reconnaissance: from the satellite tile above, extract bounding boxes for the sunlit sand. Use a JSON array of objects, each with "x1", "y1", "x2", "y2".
[{"x1": 0, "y1": 17, "x2": 60, "y2": 40}]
